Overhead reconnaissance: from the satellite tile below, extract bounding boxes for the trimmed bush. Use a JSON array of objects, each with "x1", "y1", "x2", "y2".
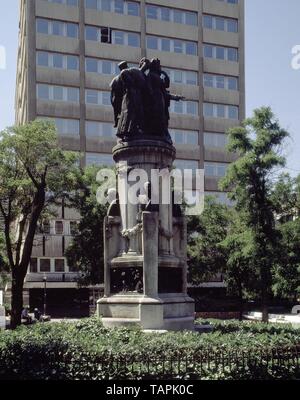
[{"x1": 0, "y1": 318, "x2": 300, "y2": 380}]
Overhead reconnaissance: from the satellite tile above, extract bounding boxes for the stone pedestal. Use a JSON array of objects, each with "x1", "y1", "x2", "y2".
[{"x1": 97, "y1": 139, "x2": 195, "y2": 331}]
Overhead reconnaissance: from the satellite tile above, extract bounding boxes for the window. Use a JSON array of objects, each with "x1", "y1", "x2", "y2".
[
  {"x1": 85, "y1": 0, "x2": 140, "y2": 16},
  {"x1": 53, "y1": 86, "x2": 64, "y2": 101},
  {"x1": 204, "y1": 103, "x2": 239, "y2": 120},
  {"x1": 55, "y1": 259, "x2": 65, "y2": 272},
  {"x1": 228, "y1": 105, "x2": 239, "y2": 119},
  {"x1": 170, "y1": 129, "x2": 198, "y2": 145},
  {"x1": 146, "y1": 36, "x2": 197, "y2": 56},
  {"x1": 205, "y1": 162, "x2": 228, "y2": 178},
  {"x1": 85, "y1": 90, "x2": 111, "y2": 106},
  {"x1": 36, "y1": 18, "x2": 78, "y2": 38},
  {"x1": 203, "y1": 15, "x2": 238, "y2": 33},
  {"x1": 30, "y1": 258, "x2": 38, "y2": 273},
  {"x1": 37, "y1": 84, "x2": 49, "y2": 100},
  {"x1": 174, "y1": 159, "x2": 199, "y2": 172},
  {"x1": 204, "y1": 74, "x2": 238, "y2": 91},
  {"x1": 86, "y1": 152, "x2": 114, "y2": 166},
  {"x1": 112, "y1": 30, "x2": 140, "y2": 47},
  {"x1": 37, "y1": 51, "x2": 49, "y2": 66},
  {"x1": 55, "y1": 221, "x2": 64, "y2": 235},
  {"x1": 54, "y1": 118, "x2": 80, "y2": 137},
  {"x1": 86, "y1": 58, "x2": 98, "y2": 73},
  {"x1": 85, "y1": 58, "x2": 119, "y2": 75},
  {"x1": 146, "y1": 5, "x2": 197, "y2": 26},
  {"x1": 85, "y1": 25, "x2": 99, "y2": 41},
  {"x1": 37, "y1": 51, "x2": 79, "y2": 71},
  {"x1": 147, "y1": 36, "x2": 158, "y2": 50},
  {"x1": 40, "y1": 259, "x2": 51, "y2": 273},
  {"x1": 204, "y1": 132, "x2": 228, "y2": 148},
  {"x1": 204, "y1": 103, "x2": 214, "y2": 117},
  {"x1": 36, "y1": 18, "x2": 48, "y2": 34},
  {"x1": 86, "y1": 121, "x2": 115, "y2": 138},
  {"x1": 217, "y1": 0, "x2": 238, "y2": 4},
  {"x1": 67, "y1": 55, "x2": 79, "y2": 70},
  {"x1": 203, "y1": 44, "x2": 238, "y2": 62},
  {"x1": 37, "y1": 84, "x2": 79, "y2": 103},
  {"x1": 170, "y1": 100, "x2": 198, "y2": 116},
  {"x1": 46, "y1": 0, "x2": 79, "y2": 5}
]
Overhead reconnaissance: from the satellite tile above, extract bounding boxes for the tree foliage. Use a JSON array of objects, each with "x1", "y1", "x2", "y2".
[
  {"x1": 187, "y1": 197, "x2": 231, "y2": 285},
  {"x1": 65, "y1": 166, "x2": 108, "y2": 286},
  {"x1": 0, "y1": 120, "x2": 79, "y2": 327}
]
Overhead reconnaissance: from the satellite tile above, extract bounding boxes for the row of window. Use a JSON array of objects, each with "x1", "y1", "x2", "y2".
[
  {"x1": 37, "y1": 52, "x2": 199, "y2": 86},
  {"x1": 174, "y1": 159, "x2": 199, "y2": 172},
  {"x1": 37, "y1": 51, "x2": 79, "y2": 70},
  {"x1": 204, "y1": 103, "x2": 239, "y2": 120},
  {"x1": 44, "y1": 118, "x2": 229, "y2": 150},
  {"x1": 203, "y1": 15, "x2": 238, "y2": 33},
  {"x1": 204, "y1": 132, "x2": 228, "y2": 148},
  {"x1": 36, "y1": 18, "x2": 78, "y2": 38},
  {"x1": 37, "y1": 19, "x2": 239, "y2": 60},
  {"x1": 85, "y1": 89, "x2": 111, "y2": 106},
  {"x1": 217, "y1": 0, "x2": 238, "y2": 4},
  {"x1": 146, "y1": 5, "x2": 197, "y2": 26},
  {"x1": 204, "y1": 73, "x2": 238, "y2": 91},
  {"x1": 45, "y1": 0, "x2": 239, "y2": 27},
  {"x1": 170, "y1": 129, "x2": 198, "y2": 146},
  {"x1": 86, "y1": 153, "x2": 114, "y2": 166},
  {"x1": 37, "y1": 84, "x2": 239, "y2": 120},
  {"x1": 30, "y1": 257, "x2": 75, "y2": 273},
  {"x1": 46, "y1": 0, "x2": 78, "y2": 5},
  {"x1": 85, "y1": 0, "x2": 139, "y2": 15},
  {"x1": 37, "y1": 84, "x2": 79, "y2": 103},
  {"x1": 169, "y1": 100, "x2": 198, "y2": 116},
  {"x1": 86, "y1": 26, "x2": 140, "y2": 47},
  {"x1": 204, "y1": 44, "x2": 238, "y2": 62},
  {"x1": 147, "y1": 35, "x2": 197, "y2": 56},
  {"x1": 205, "y1": 162, "x2": 228, "y2": 178},
  {"x1": 36, "y1": 52, "x2": 239, "y2": 92},
  {"x1": 38, "y1": 220, "x2": 79, "y2": 236}
]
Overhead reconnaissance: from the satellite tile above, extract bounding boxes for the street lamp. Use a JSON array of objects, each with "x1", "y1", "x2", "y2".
[{"x1": 43, "y1": 275, "x2": 47, "y2": 319}]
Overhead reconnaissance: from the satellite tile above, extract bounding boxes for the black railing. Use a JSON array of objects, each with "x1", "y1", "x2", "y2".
[{"x1": 65, "y1": 346, "x2": 300, "y2": 379}]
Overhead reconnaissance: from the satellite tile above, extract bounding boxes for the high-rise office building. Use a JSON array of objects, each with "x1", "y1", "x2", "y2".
[{"x1": 15, "y1": 0, "x2": 245, "y2": 315}]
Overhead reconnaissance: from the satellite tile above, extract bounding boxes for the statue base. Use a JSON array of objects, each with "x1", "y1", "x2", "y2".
[
  {"x1": 97, "y1": 293, "x2": 195, "y2": 331},
  {"x1": 97, "y1": 137, "x2": 195, "y2": 331}
]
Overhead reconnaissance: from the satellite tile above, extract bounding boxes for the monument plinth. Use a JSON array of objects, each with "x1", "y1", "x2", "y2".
[{"x1": 97, "y1": 58, "x2": 195, "y2": 330}]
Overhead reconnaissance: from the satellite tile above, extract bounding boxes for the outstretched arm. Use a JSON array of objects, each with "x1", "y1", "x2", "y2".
[{"x1": 168, "y1": 93, "x2": 185, "y2": 101}]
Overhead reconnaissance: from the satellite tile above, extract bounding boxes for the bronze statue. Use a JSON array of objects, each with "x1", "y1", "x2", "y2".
[
  {"x1": 110, "y1": 58, "x2": 184, "y2": 143},
  {"x1": 110, "y1": 60, "x2": 149, "y2": 140}
]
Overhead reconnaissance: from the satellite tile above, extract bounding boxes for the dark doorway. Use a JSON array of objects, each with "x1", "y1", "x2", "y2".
[{"x1": 29, "y1": 288, "x2": 90, "y2": 318}]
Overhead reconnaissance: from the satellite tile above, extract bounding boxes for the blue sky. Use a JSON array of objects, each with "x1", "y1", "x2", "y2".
[{"x1": 0, "y1": 0, "x2": 300, "y2": 174}]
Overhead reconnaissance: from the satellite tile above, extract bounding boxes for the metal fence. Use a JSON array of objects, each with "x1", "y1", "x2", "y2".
[{"x1": 85, "y1": 346, "x2": 300, "y2": 379}]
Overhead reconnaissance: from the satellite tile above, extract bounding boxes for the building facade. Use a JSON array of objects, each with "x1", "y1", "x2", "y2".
[{"x1": 15, "y1": 0, "x2": 245, "y2": 316}]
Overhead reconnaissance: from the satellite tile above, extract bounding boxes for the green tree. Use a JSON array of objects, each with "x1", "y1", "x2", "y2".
[
  {"x1": 187, "y1": 196, "x2": 231, "y2": 284},
  {"x1": 271, "y1": 173, "x2": 300, "y2": 301},
  {"x1": 220, "y1": 212, "x2": 256, "y2": 320},
  {"x1": 220, "y1": 107, "x2": 288, "y2": 322},
  {"x1": 0, "y1": 120, "x2": 79, "y2": 328},
  {"x1": 65, "y1": 166, "x2": 108, "y2": 286},
  {"x1": 272, "y1": 220, "x2": 300, "y2": 302}
]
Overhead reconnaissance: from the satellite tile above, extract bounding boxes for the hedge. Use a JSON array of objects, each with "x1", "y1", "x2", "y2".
[{"x1": 0, "y1": 318, "x2": 300, "y2": 380}]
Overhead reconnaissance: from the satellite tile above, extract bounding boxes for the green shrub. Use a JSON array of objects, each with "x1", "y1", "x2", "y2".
[{"x1": 0, "y1": 318, "x2": 300, "y2": 380}]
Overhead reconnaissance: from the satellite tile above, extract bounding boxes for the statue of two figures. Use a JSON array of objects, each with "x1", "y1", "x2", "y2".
[{"x1": 110, "y1": 58, "x2": 184, "y2": 143}]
